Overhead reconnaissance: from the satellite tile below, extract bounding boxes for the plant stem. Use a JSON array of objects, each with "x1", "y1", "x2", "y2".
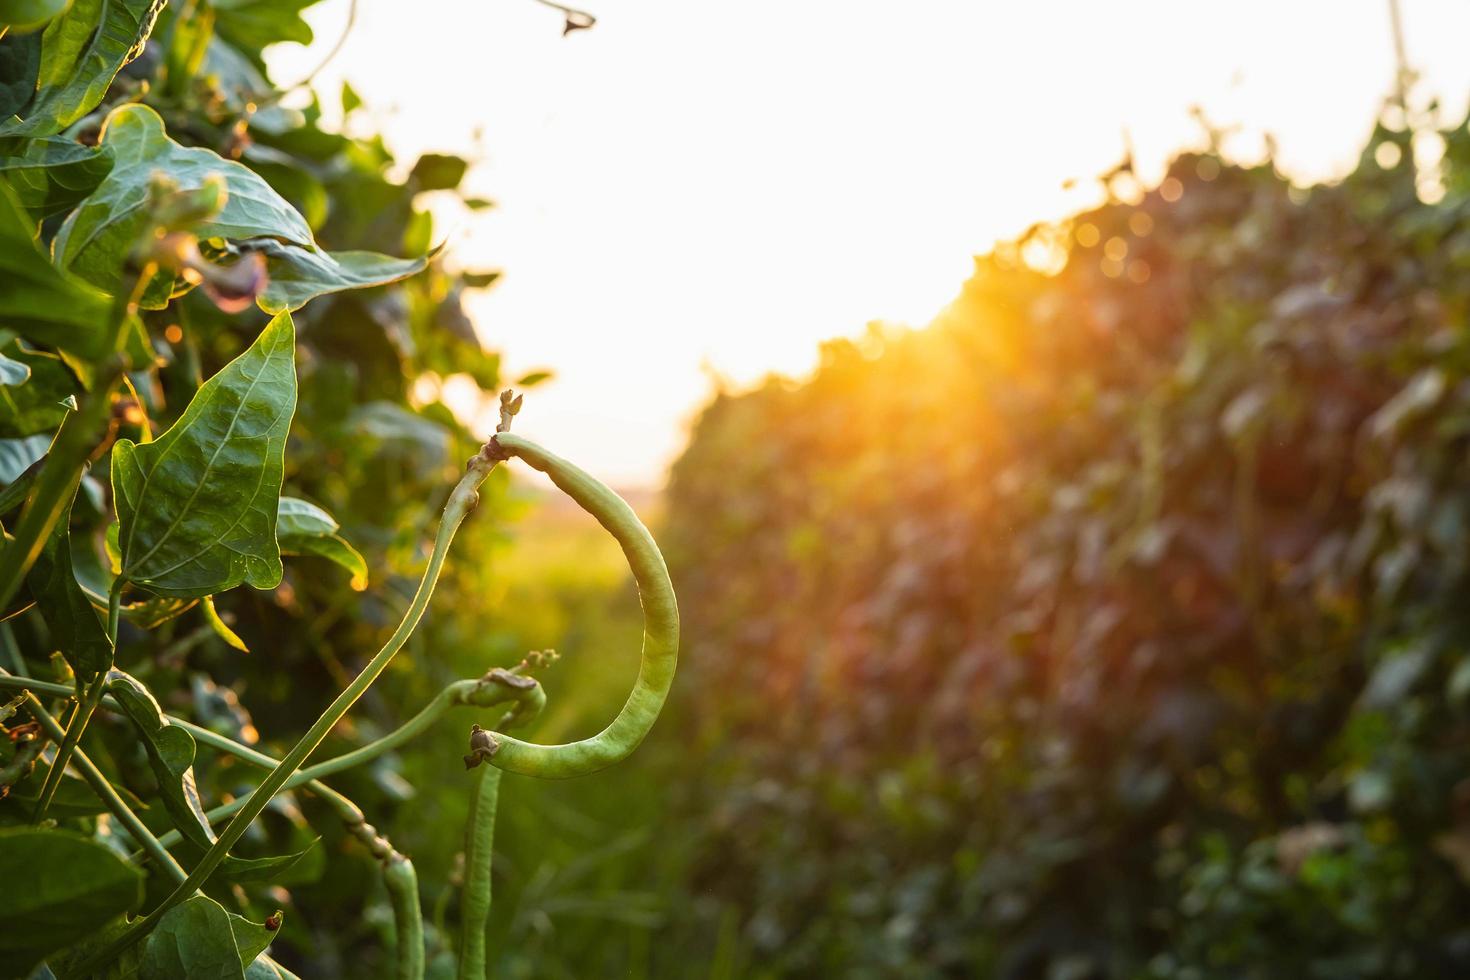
[
  {"x1": 29, "y1": 577, "x2": 125, "y2": 823},
  {"x1": 12, "y1": 684, "x2": 187, "y2": 884},
  {"x1": 31, "y1": 669, "x2": 106, "y2": 823},
  {"x1": 457, "y1": 764, "x2": 501, "y2": 980},
  {"x1": 74, "y1": 449, "x2": 504, "y2": 970}
]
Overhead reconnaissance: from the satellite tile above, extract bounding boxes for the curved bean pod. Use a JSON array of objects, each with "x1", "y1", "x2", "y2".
[{"x1": 482, "y1": 434, "x2": 680, "y2": 779}]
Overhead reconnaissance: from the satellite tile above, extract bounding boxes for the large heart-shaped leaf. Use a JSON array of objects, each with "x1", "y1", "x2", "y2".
[
  {"x1": 0, "y1": 0, "x2": 165, "y2": 137},
  {"x1": 27, "y1": 484, "x2": 112, "y2": 677},
  {"x1": 0, "y1": 827, "x2": 144, "y2": 976},
  {"x1": 0, "y1": 179, "x2": 113, "y2": 359},
  {"x1": 112, "y1": 311, "x2": 296, "y2": 598},
  {"x1": 55, "y1": 104, "x2": 428, "y2": 311},
  {"x1": 54, "y1": 104, "x2": 311, "y2": 292},
  {"x1": 108, "y1": 669, "x2": 216, "y2": 851},
  {"x1": 277, "y1": 495, "x2": 367, "y2": 589}
]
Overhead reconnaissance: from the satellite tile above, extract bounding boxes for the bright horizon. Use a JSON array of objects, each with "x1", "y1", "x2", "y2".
[{"x1": 267, "y1": 0, "x2": 1470, "y2": 489}]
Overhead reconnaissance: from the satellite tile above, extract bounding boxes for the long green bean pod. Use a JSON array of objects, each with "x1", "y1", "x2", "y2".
[
  {"x1": 477, "y1": 434, "x2": 680, "y2": 779},
  {"x1": 456, "y1": 763, "x2": 501, "y2": 980}
]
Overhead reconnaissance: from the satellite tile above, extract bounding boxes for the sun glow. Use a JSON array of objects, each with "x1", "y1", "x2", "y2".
[{"x1": 269, "y1": 0, "x2": 1470, "y2": 486}]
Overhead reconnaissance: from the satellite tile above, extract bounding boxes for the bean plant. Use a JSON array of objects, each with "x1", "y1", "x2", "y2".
[{"x1": 0, "y1": 1, "x2": 673, "y2": 977}]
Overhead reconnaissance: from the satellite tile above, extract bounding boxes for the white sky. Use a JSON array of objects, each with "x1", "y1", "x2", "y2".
[{"x1": 267, "y1": 0, "x2": 1470, "y2": 488}]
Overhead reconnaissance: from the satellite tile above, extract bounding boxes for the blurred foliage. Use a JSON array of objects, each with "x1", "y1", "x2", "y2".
[{"x1": 659, "y1": 108, "x2": 1470, "y2": 977}]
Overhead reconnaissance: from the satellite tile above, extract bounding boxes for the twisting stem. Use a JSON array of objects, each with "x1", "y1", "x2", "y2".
[
  {"x1": 457, "y1": 764, "x2": 501, "y2": 980},
  {"x1": 75, "y1": 445, "x2": 506, "y2": 970},
  {"x1": 157, "y1": 670, "x2": 543, "y2": 846}
]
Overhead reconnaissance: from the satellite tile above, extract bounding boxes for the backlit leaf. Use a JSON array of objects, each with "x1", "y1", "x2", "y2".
[
  {"x1": 112, "y1": 312, "x2": 296, "y2": 598},
  {"x1": 277, "y1": 495, "x2": 367, "y2": 588}
]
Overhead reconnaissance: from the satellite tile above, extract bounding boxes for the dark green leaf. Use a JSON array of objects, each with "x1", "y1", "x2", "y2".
[
  {"x1": 112, "y1": 312, "x2": 297, "y2": 598},
  {"x1": 0, "y1": 827, "x2": 143, "y2": 976},
  {"x1": 0, "y1": 179, "x2": 114, "y2": 359},
  {"x1": 0, "y1": 134, "x2": 114, "y2": 220},
  {"x1": 409, "y1": 152, "x2": 468, "y2": 191},
  {"x1": 0, "y1": 340, "x2": 78, "y2": 437},
  {"x1": 207, "y1": 841, "x2": 316, "y2": 883},
  {"x1": 1, "y1": 761, "x2": 147, "y2": 818},
  {"x1": 140, "y1": 894, "x2": 245, "y2": 980},
  {"x1": 28, "y1": 484, "x2": 112, "y2": 677},
  {"x1": 211, "y1": 0, "x2": 317, "y2": 53},
  {"x1": 46, "y1": 915, "x2": 147, "y2": 979},
  {"x1": 461, "y1": 270, "x2": 500, "y2": 289},
  {"x1": 0, "y1": 29, "x2": 40, "y2": 117},
  {"x1": 107, "y1": 668, "x2": 215, "y2": 851},
  {"x1": 275, "y1": 495, "x2": 367, "y2": 588},
  {"x1": 0, "y1": 0, "x2": 165, "y2": 137}
]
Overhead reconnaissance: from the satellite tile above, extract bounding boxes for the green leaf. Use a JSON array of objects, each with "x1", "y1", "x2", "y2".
[
  {"x1": 141, "y1": 895, "x2": 245, "y2": 980},
  {"x1": 0, "y1": 134, "x2": 114, "y2": 220},
  {"x1": 0, "y1": 30, "x2": 40, "y2": 117},
  {"x1": 227, "y1": 909, "x2": 283, "y2": 964},
  {"x1": 1, "y1": 760, "x2": 147, "y2": 818},
  {"x1": 409, "y1": 152, "x2": 468, "y2": 191},
  {"x1": 211, "y1": 0, "x2": 317, "y2": 53},
  {"x1": 55, "y1": 104, "x2": 428, "y2": 311},
  {"x1": 0, "y1": 827, "x2": 143, "y2": 976},
  {"x1": 0, "y1": 0, "x2": 165, "y2": 137},
  {"x1": 107, "y1": 668, "x2": 216, "y2": 851},
  {"x1": 112, "y1": 311, "x2": 297, "y2": 598},
  {"x1": 0, "y1": 180, "x2": 113, "y2": 359},
  {"x1": 274, "y1": 495, "x2": 335, "y2": 537},
  {"x1": 54, "y1": 104, "x2": 311, "y2": 293},
  {"x1": 276, "y1": 495, "x2": 367, "y2": 589},
  {"x1": 0, "y1": 433, "x2": 47, "y2": 484},
  {"x1": 71, "y1": 527, "x2": 199, "y2": 627},
  {"x1": 0, "y1": 349, "x2": 29, "y2": 384},
  {"x1": 207, "y1": 841, "x2": 316, "y2": 883},
  {"x1": 47, "y1": 915, "x2": 147, "y2": 979},
  {"x1": 0, "y1": 0, "x2": 72, "y2": 31},
  {"x1": 241, "y1": 239, "x2": 429, "y2": 315},
  {"x1": 0, "y1": 340, "x2": 78, "y2": 437},
  {"x1": 27, "y1": 484, "x2": 112, "y2": 677}
]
